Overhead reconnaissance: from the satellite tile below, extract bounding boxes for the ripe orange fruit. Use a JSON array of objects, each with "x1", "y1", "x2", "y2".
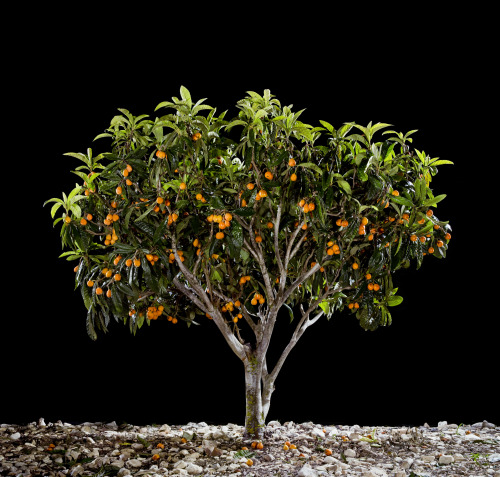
[
  {"x1": 368, "y1": 283, "x2": 374, "y2": 291},
  {"x1": 96, "y1": 287, "x2": 103, "y2": 295},
  {"x1": 373, "y1": 283, "x2": 380, "y2": 291},
  {"x1": 80, "y1": 218, "x2": 87, "y2": 226},
  {"x1": 265, "y1": 171, "x2": 273, "y2": 180},
  {"x1": 126, "y1": 179, "x2": 133, "y2": 186},
  {"x1": 247, "y1": 183, "x2": 255, "y2": 190},
  {"x1": 289, "y1": 158, "x2": 296, "y2": 166},
  {"x1": 258, "y1": 189, "x2": 268, "y2": 198},
  {"x1": 410, "y1": 234, "x2": 417, "y2": 242},
  {"x1": 113, "y1": 256, "x2": 122, "y2": 265},
  {"x1": 327, "y1": 248, "x2": 334, "y2": 255},
  {"x1": 291, "y1": 173, "x2": 297, "y2": 181},
  {"x1": 352, "y1": 262, "x2": 359, "y2": 270},
  {"x1": 365, "y1": 273, "x2": 372, "y2": 280},
  {"x1": 114, "y1": 273, "x2": 121, "y2": 281},
  {"x1": 106, "y1": 289, "x2": 112, "y2": 298},
  {"x1": 361, "y1": 217, "x2": 369, "y2": 226},
  {"x1": 157, "y1": 197, "x2": 164, "y2": 204},
  {"x1": 87, "y1": 280, "x2": 94, "y2": 287},
  {"x1": 392, "y1": 190, "x2": 400, "y2": 196},
  {"x1": 255, "y1": 235, "x2": 262, "y2": 243},
  {"x1": 419, "y1": 236, "x2": 426, "y2": 243},
  {"x1": 216, "y1": 232, "x2": 224, "y2": 239},
  {"x1": 133, "y1": 258, "x2": 141, "y2": 267},
  {"x1": 341, "y1": 219, "x2": 349, "y2": 227},
  {"x1": 126, "y1": 164, "x2": 132, "y2": 172},
  {"x1": 64, "y1": 216, "x2": 71, "y2": 224},
  {"x1": 156, "y1": 150, "x2": 166, "y2": 159},
  {"x1": 257, "y1": 442, "x2": 264, "y2": 449},
  {"x1": 123, "y1": 168, "x2": 129, "y2": 177},
  {"x1": 179, "y1": 182, "x2": 186, "y2": 190},
  {"x1": 325, "y1": 449, "x2": 332, "y2": 456},
  {"x1": 283, "y1": 444, "x2": 289, "y2": 451},
  {"x1": 246, "y1": 459, "x2": 253, "y2": 466},
  {"x1": 437, "y1": 240, "x2": 444, "y2": 247},
  {"x1": 116, "y1": 186, "x2": 122, "y2": 195},
  {"x1": 426, "y1": 209, "x2": 433, "y2": 217},
  {"x1": 445, "y1": 233, "x2": 451, "y2": 240},
  {"x1": 348, "y1": 303, "x2": 354, "y2": 309},
  {"x1": 359, "y1": 225, "x2": 366, "y2": 235},
  {"x1": 251, "y1": 298, "x2": 258, "y2": 306}
]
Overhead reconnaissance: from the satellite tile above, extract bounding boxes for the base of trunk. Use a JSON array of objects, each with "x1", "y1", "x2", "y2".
[{"x1": 244, "y1": 360, "x2": 266, "y2": 438}]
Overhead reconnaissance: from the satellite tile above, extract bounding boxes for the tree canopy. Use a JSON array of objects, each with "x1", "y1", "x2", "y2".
[{"x1": 45, "y1": 86, "x2": 453, "y2": 341}]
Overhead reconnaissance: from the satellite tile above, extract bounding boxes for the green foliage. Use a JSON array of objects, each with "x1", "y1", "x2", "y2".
[{"x1": 45, "y1": 86, "x2": 453, "y2": 339}]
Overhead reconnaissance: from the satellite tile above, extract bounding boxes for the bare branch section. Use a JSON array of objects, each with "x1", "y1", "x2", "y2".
[{"x1": 170, "y1": 234, "x2": 246, "y2": 360}]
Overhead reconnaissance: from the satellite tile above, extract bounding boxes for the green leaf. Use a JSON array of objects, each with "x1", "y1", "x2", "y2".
[
  {"x1": 297, "y1": 162, "x2": 322, "y2": 175},
  {"x1": 422, "y1": 194, "x2": 446, "y2": 207},
  {"x1": 283, "y1": 303, "x2": 294, "y2": 323},
  {"x1": 232, "y1": 207, "x2": 255, "y2": 217},
  {"x1": 337, "y1": 180, "x2": 352, "y2": 195},
  {"x1": 387, "y1": 295, "x2": 403, "y2": 306},
  {"x1": 390, "y1": 195, "x2": 413, "y2": 207}
]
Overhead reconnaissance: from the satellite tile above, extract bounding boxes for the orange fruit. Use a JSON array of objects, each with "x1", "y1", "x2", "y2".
[
  {"x1": 348, "y1": 303, "x2": 354, "y2": 309},
  {"x1": 216, "y1": 232, "x2": 224, "y2": 239},
  {"x1": 426, "y1": 209, "x2": 433, "y2": 217},
  {"x1": 265, "y1": 171, "x2": 273, "y2": 180},
  {"x1": 290, "y1": 173, "x2": 297, "y2": 181},
  {"x1": 392, "y1": 190, "x2": 400, "y2": 196},
  {"x1": 289, "y1": 158, "x2": 296, "y2": 166},
  {"x1": 341, "y1": 219, "x2": 348, "y2": 227},
  {"x1": 246, "y1": 459, "x2": 253, "y2": 466},
  {"x1": 96, "y1": 287, "x2": 103, "y2": 295},
  {"x1": 373, "y1": 283, "x2": 380, "y2": 291},
  {"x1": 437, "y1": 240, "x2": 444, "y2": 247},
  {"x1": 247, "y1": 183, "x2": 255, "y2": 190},
  {"x1": 361, "y1": 217, "x2": 369, "y2": 225},
  {"x1": 445, "y1": 233, "x2": 451, "y2": 240},
  {"x1": 251, "y1": 298, "x2": 258, "y2": 306},
  {"x1": 126, "y1": 179, "x2": 133, "y2": 186},
  {"x1": 368, "y1": 283, "x2": 374, "y2": 291},
  {"x1": 365, "y1": 273, "x2": 372, "y2": 280},
  {"x1": 123, "y1": 169, "x2": 129, "y2": 177},
  {"x1": 179, "y1": 182, "x2": 186, "y2": 190},
  {"x1": 255, "y1": 235, "x2": 262, "y2": 243},
  {"x1": 419, "y1": 236, "x2": 426, "y2": 243},
  {"x1": 157, "y1": 197, "x2": 164, "y2": 204},
  {"x1": 106, "y1": 289, "x2": 112, "y2": 298},
  {"x1": 258, "y1": 189, "x2": 268, "y2": 198},
  {"x1": 359, "y1": 225, "x2": 366, "y2": 235},
  {"x1": 410, "y1": 235, "x2": 417, "y2": 242},
  {"x1": 257, "y1": 442, "x2": 263, "y2": 449},
  {"x1": 80, "y1": 218, "x2": 87, "y2": 226},
  {"x1": 114, "y1": 274, "x2": 121, "y2": 281},
  {"x1": 87, "y1": 280, "x2": 94, "y2": 287},
  {"x1": 64, "y1": 216, "x2": 71, "y2": 224},
  {"x1": 325, "y1": 449, "x2": 332, "y2": 456},
  {"x1": 116, "y1": 186, "x2": 122, "y2": 195},
  {"x1": 156, "y1": 150, "x2": 166, "y2": 159}
]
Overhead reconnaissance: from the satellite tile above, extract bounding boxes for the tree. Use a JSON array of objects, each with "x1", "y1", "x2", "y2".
[{"x1": 45, "y1": 86, "x2": 453, "y2": 437}]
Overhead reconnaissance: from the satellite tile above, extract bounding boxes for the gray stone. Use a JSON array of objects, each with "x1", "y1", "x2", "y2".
[
  {"x1": 70, "y1": 464, "x2": 85, "y2": 476},
  {"x1": 344, "y1": 448, "x2": 356, "y2": 458},
  {"x1": 116, "y1": 469, "x2": 131, "y2": 477},
  {"x1": 438, "y1": 454, "x2": 454, "y2": 464},
  {"x1": 185, "y1": 462, "x2": 203, "y2": 474},
  {"x1": 9, "y1": 432, "x2": 20, "y2": 440},
  {"x1": 489, "y1": 453, "x2": 500, "y2": 462},
  {"x1": 126, "y1": 458, "x2": 143, "y2": 468},
  {"x1": 298, "y1": 464, "x2": 319, "y2": 477}
]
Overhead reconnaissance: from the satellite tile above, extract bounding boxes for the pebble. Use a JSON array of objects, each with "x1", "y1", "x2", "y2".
[{"x1": 0, "y1": 418, "x2": 498, "y2": 476}]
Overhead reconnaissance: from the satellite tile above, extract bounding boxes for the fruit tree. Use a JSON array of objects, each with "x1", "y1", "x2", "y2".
[{"x1": 45, "y1": 87, "x2": 453, "y2": 437}]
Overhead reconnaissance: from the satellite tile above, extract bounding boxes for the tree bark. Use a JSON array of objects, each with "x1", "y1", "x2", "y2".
[{"x1": 243, "y1": 354, "x2": 266, "y2": 438}]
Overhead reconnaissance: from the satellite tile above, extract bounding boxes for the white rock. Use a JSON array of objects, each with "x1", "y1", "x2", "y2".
[
  {"x1": 437, "y1": 421, "x2": 448, "y2": 428},
  {"x1": 126, "y1": 458, "x2": 143, "y2": 468},
  {"x1": 116, "y1": 469, "x2": 131, "y2": 477},
  {"x1": 421, "y1": 455, "x2": 435, "y2": 462},
  {"x1": 363, "y1": 468, "x2": 388, "y2": 477},
  {"x1": 438, "y1": 454, "x2": 454, "y2": 464},
  {"x1": 454, "y1": 453, "x2": 465, "y2": 461},
  {"x1": 9, "y1": 432, "x2": 20, "y2": 440},
  {"x1": 185, "y1": 462, "x2": 203, "y2": 474},
  {"x1": 298, "y1": 463, "x2": 319, "y2": 477},
  {"x1": 344, "y1": 448, "x2": 356, "y2": 458},
  {"x1": 174, "y1": 460, "x2": 188, "y2": 469},
  {"x1": 70, "y1": 465, "x2": 85, "y2": 476},
  {"x1": 267, "y1": 420, "x2": 281, "y2": 427},
  {"x1": 489, "y1": 453, "x2": 500, "y2": 462},
  {"x1": 38, "y1": 417, "x2": 46, "y2": 427}
]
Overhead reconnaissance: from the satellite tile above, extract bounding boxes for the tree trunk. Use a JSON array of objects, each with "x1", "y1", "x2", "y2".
[{"x1": 243, "y1": 357, "x2": 266, "y2": 439}]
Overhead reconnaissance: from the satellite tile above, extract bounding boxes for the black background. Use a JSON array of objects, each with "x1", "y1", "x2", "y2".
[{"x1": 3, "y1": 10, "x2": 497, "y2": 429}]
